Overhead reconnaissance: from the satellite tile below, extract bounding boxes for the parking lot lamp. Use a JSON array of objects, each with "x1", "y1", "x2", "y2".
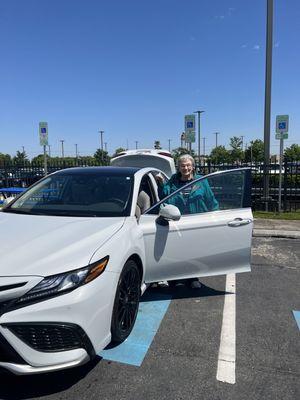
[
  {"x1": 194, "y1": 110, "x2": 205, "y2": 165},
  {"x1": 60, "y1": 140, "x2": 65, "y2": 159},
  {"x1": 213, "y1": 132, "x2": 220, "y2": 148}
]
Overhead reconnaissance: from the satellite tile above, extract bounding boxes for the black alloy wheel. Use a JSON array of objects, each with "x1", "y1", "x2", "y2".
[{"x1": 111, "y1": 260, "x2": 141, "y2": 343}]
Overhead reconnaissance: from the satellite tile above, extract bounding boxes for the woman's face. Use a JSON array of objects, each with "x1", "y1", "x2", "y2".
[{"x1": 179, "y1": 160, "x2": 194, "y2": 180}]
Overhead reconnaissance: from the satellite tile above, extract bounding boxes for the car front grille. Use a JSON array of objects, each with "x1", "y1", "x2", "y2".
[
  {"x1": 5, "y1": 323, "x2": 95, "y2": 356},
  {"x1": 7, "y1": 324, "x2": 83, "y2": 352}
]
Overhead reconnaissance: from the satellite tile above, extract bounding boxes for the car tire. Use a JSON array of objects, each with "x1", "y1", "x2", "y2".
[{"x1": 111, "y1": 260, "x2": 141, "y2": 343}]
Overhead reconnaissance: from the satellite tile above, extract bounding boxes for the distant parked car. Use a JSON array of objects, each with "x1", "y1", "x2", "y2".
[{"x1": 257, "y1": 165, "x2": 285, "y2": 175}]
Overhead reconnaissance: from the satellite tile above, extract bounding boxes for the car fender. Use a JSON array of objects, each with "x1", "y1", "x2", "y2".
[{"x1": 89, "y1": 217, "x2": 146, "y2": 280}]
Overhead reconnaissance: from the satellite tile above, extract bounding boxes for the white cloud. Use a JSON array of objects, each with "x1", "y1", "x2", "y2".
[{"x1": 253, "y1": 45, "x2": 260, "y2": 50}]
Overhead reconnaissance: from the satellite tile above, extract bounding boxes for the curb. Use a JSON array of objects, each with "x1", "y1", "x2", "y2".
[{"x1": 253, "y1": 229, "x2": 300, "y2": 239}]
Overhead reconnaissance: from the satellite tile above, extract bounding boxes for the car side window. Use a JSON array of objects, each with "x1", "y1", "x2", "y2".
[
  {"x1": 148, "y1": 170, "x2": 250, "y2": 216},
  {"x1": 136, "y1": 175, "x2": 156, "y2": 215}
]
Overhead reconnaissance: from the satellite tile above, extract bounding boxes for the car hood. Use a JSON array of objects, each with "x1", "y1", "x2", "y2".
[{"x1": 0, "y1": 212, "x2": 125, "y2": 277}]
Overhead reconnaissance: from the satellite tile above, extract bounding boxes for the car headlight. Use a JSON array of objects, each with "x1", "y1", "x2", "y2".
[{"x1": 16, "y1": 256, "x2": 109, "y2": 306}]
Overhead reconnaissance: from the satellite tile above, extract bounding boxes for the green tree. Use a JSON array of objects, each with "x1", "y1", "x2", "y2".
[
  {"x1": 284, "y1": 144, "x2": 300, "y2": 161},
  {"x1": 94, "y1": 148, "x2": 110, "y2": 165},
  {"x1": 13, "y1": 150, "x2": 29, "y2": 165},
  {"x1": 78, "y1": 156, "x2": 96, "y2": 165},
  {"x1": 113, "y1": 147, "x2": 126, "y2": 157},
  {"x1": 0, "y1": 152, "x2": 12, "y2": 166},
  {"x1": 154, "y1": 140, "x2": 162, "y2": 149},
  {"x1": 229, "y1": 136, "x2": 244, "y2": 163},
  {"x1": 31, "y1": 154, "x2": 50, "y2": 166},
  {"x1": 209, "y1": 146, "x2": 230, "y2": 164},
  {"x1": 244, "y1": 139, "x2": 264, "y2": 163}
]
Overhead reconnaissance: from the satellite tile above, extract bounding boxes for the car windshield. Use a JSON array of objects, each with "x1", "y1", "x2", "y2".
[{"x1": 3, "y1": 172, "x2": 134, "y2": 217}]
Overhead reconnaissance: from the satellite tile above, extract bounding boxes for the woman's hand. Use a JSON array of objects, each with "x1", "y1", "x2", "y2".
[{"x1": 155, "y1": 174, "x2": 164, "y2": 185}]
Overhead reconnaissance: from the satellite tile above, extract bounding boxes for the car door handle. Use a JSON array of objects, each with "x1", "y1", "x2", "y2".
[{"x1": 227, "y1": 218, "x2": 252, "y2": 227}]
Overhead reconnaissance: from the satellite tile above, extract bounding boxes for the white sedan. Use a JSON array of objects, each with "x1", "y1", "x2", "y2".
[{"x1": 0, "y1": 164, "x2": 252, "y2": 375}]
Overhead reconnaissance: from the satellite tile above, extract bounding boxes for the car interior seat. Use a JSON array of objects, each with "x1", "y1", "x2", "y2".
[{"x1": 137, "y1": 190, "x2": 151, "y2": 214}]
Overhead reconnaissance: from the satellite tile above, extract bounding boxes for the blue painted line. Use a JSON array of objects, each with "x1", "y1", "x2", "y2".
[
  {"x1": 292, "y1": 311, "x2": 300, "y2": 331},
  {"x1": 100, "y1": 291, "x2": 172, "y2": 366}
]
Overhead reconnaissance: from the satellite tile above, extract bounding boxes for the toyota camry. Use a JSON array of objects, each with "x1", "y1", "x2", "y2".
[{"x1": 0, "y1": 161, "x2": 253, "y2": 375}]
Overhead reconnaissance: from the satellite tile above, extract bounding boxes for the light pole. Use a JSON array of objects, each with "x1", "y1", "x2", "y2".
[
  {"x1": 263, "y1": 0, "x2": 273, "y2": 211},
  {"x1": 180, "y1": 132, "x2": 185, "y2": 148},
  {"x1": 194, "y1": 110, "x2": 205, "y2": 165},
  {"x1": 240, "y1": 135, "x2": 244, "y2": 151},
  {"x1": 48, "y1": 145, "x2": 51, "y2": 157},
  {"x1": 60, "y1": 140, "x2": 65, "y2": 158},
  {"x1": 99, "y1": 130, "x2": 104, "y2": 163},
  {"x1": 135, "y1": 141, "x2": 138, "y2": 149},
  {"x1": 168, "y1": 139, "x2": 171, "y2": 152},
  {"x1": 75, "y1": 144, "x2": 78, "y2": 158},
  {"x1": 213, "y1": 132, "x2": 220, "y2": 148},
  {"x1": 104, "y1": 142, "x2": 107, "y2": 152}
]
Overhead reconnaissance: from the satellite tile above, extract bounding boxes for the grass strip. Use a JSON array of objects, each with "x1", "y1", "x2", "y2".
[{"x1": 253, "y1": 211, "x2": 300, "y2": 220}]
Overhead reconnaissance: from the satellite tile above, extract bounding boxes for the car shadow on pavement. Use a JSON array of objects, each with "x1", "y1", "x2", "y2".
[
  {"x1": 0, "y1": 357, "x2": 101, "y2": 399},
  {"x1": 142, "y1": 282, "x2": 229, "y2": 302}
]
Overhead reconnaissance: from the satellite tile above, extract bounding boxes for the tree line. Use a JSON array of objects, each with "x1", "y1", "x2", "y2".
[{"x1": 0, "y1": 138, "x2": 299, "y2": 167}]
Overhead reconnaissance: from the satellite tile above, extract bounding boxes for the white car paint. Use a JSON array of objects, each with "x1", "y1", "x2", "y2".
[
  {"x1": 0, "y1": 165, "x2": 252, "y2": 375},
  {"x1": 0, "y1": 213, "x2": 125, "y2": 276},
  {"x1": 111, "y1": 149, "x2": 176, "y2": 177},
  {"x1": 139, "y1": 208, "x2": 252, "y2": 282}
]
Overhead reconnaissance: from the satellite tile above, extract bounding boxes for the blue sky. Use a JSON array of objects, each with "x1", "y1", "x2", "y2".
[{"x1": 0, "y1": 0, "x2": 299, "y2": 158}]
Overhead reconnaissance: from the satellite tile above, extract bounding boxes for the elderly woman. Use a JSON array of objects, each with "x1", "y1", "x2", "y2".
[
  {"x1": 158, "y1": 154, "x2": 219, "y2": 214},
  {"x1": 156, "y1": 154, "x2": 219, "y2": 288}
]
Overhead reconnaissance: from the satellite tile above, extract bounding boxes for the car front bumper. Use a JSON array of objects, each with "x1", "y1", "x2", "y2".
[{"x1": 0, "y1": 270, "x2": 119, "y2": 375}]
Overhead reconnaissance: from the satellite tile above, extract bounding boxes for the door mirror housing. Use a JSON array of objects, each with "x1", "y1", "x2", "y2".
[{"x1": 159, "y1": 204, "x2": 181, "y2": 221}]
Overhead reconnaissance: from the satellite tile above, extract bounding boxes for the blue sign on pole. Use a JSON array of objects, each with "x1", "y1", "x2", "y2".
[
  {"x1": 278, "y1": 122, "x2": 286, "y2": 130},
  {"x1": 276, "y1": 115, "x2": 289, "y2": 134}
]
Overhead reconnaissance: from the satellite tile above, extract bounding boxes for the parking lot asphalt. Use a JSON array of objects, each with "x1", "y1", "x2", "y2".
[{"x1": 0, "y1": 237, "x2": 299, "y2": 400}]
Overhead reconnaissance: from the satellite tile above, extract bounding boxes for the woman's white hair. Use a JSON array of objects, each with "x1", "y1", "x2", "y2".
[{"x1": 178, "y1": 154, "x2": 195, "y2": 169}]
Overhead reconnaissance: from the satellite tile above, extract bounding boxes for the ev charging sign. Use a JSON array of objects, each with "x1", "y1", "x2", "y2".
[{"x1": 276, "y1": 115, "x2": 289, "y2": 139}]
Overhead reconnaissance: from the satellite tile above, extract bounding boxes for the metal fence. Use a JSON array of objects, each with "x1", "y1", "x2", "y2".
[
  {"x1": 0, "y1": 160, "x2": 299, "y2": 211},
  {"x1": 197, "y1": 160, "x2": 300, "y2": 212}
]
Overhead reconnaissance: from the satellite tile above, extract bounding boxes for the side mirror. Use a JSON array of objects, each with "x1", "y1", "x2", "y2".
[
  {"x1": 3, "y1": 197, "x2": 15, "y2": 206},
  {"x1": 159, "y1": 204, "x2": 181, "y2": 221}
]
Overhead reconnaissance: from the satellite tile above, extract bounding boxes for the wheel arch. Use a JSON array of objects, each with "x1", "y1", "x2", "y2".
[{"x1": 126, "y1": 253, "x2": 144, "y2": 281}]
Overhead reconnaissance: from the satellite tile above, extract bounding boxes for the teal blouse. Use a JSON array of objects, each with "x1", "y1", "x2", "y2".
[{"x1": 158, "y1": 173, "x2": 219, "y2": 214}]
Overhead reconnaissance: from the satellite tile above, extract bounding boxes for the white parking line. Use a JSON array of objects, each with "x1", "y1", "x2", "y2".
[{"x1": 216, "y1": 273, "x2": 236, "y2": 384}]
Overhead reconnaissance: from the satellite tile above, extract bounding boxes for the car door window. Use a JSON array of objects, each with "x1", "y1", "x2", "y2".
[
  {"x1": 146, "y1": 169, "x2": 251, "y2": 216},
  {"x1": 136, "y1": 175, "x2": 156, "y2": 215}
]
